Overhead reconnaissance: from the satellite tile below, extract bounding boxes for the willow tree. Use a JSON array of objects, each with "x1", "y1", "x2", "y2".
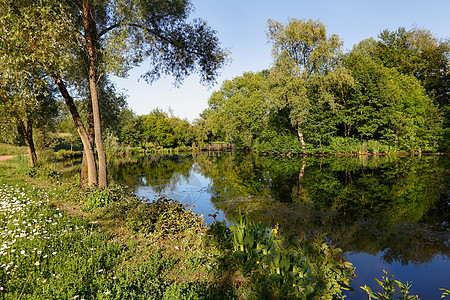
[
  {"x1": 73, "y1": 0, "x2": 227, "y2": 186},
  {"x1": 266, "y1": 18, "x2": 343, "y2": 149},
  {"x1": 0, "y1": 1, "x2": 76, "y2": 168}
]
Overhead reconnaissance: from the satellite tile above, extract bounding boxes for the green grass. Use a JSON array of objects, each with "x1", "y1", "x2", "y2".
[{"x1": 0, "y1": 143, "x2": 27, "y2": 156}]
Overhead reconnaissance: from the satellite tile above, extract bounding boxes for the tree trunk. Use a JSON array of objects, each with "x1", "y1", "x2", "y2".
[
  {"x1": 82, "y1": 0, "x2": 107, "y2": 187},
  {"x1": 53, "y1": 75, "x2": 98, "y2": 185},
  {"x1": 81, "y1": 107, "x2": 95, "y2": 186},
  {"x1": 17, "y1": 118, "x2": 37, "y2": 168},
  {"x1": 297, "y1": 120, "x2": 306, "y2": 151}
]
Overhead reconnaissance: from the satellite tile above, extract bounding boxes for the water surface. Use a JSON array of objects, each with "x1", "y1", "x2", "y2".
[{"x1": 108, "y1": 153, "x2": 450, "y2": 299}]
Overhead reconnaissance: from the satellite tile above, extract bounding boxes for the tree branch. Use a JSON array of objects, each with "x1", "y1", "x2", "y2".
[{"x1": 98, "y1": 22, "x2": 203, "y2": 57}]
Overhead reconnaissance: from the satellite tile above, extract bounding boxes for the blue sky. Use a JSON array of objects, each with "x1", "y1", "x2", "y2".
[{"x1": 111, "y1": 0, "x2": 450, "y2": 122}]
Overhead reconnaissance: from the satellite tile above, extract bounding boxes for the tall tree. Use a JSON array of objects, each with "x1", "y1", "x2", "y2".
[
  {"x1": 345, "y1": 49, "x2": 443, "y2": 151},
  {"x1": 75, "y1": 0, "x2": 228, "y2": 186},
  {"x1": 0, "y1": 0, "x2": 72, "y2": 167},
  {"x1": 266, "y1": 18, "x2": 343, "y2": 149},
  {"x1": 1, "y1": 0, "x2": 227, "y2": 186},
  {"x1": 203, "y1": 72, "x2": 268, "y2": 148}
]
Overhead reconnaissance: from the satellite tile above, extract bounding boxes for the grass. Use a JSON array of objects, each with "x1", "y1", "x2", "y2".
[
  {"x1": 0, "y1": 157, "x2": 238, "y2": 299},
  {"x1": 0, "y1": 143, "x2": 27, "y2": 157}
]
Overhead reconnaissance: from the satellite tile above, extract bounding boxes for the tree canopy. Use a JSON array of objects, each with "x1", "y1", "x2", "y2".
[{"x1": 202, "y1": 19, "x2": 445, "y2": 154}]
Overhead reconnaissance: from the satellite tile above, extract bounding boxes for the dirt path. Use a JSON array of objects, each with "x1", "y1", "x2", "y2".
[{"x1": 0, "y1": 155, "x2": 16, "y2": 161}]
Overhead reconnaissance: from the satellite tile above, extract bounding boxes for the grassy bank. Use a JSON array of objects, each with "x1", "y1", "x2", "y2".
[{"x1": 0, "y1": 156, "x2": 237, "y2": 299}]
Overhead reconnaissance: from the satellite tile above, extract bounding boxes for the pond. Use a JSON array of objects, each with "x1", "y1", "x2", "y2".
[{"x1": 107, "y1": 152, "x2": 449, "y2": 299}]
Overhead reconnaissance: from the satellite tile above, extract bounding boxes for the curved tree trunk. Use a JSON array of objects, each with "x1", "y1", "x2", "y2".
[
  {"x1": 17, "y1": 118, "x2": 37, "y2": 168},
  {"x1": 297, "y1": 120, "x2": 306, "y2": 151},
  {"x1": 53, "y1": 75, "x2": 98, "y2": 185},
  {"x1": 82, "y1": 0, "x2": 107, "y2": 187}
]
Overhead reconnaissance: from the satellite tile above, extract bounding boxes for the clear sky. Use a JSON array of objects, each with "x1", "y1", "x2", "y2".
[{"x1": 111, "y1": 0, "x2": 450, "y2": 122}]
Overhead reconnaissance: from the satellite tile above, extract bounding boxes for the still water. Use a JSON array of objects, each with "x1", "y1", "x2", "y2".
[{"x1": 108, "y1": 153, "x2": 449, "y2": 299}]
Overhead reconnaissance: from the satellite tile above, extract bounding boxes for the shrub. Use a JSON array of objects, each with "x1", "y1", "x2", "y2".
[
  {"x1": 84, "y1": 184, "x2": 127, "y2": 209},
  {"x1": 25, "y1": 165, "x2": 61, "y2": 182},
  {"x1": 255, "y1": 131, "x2": 304, "y2": 154}
]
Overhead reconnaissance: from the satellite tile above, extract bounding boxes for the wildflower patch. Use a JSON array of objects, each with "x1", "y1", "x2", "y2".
[{"x1": 0, "y1": 184, "x2": 120, "y2": 299}]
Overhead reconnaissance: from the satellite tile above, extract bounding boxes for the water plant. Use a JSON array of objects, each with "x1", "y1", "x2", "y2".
[
  {"x1": 228, "y1": 212, "x2": 355, "y2": 299},
  {"x1": 360, "y1": 270, "x2": 421, "y2": 300}
]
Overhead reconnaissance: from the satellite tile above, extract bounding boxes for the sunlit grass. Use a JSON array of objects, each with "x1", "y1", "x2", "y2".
[{"x1": 0, "y1": 181, "x2": 234, "y2": 299}]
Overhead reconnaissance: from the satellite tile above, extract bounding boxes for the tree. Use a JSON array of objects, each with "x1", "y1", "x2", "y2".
[
  {"x1": 0, "y1": 0, "x2": 100, "y2": 183},
  {"x1": 266, "y1": 18, "x2": 343, "y2": 149},
  {"x1": 117, "y1": 108, "x2": 142, "y2": 147},
  {"x1": 0, "y1": 1, "x2": 67, "y2": 167},
  {"x1": 344, "y1": 49, "x2": 443, "y2": 151},
  {"x1": 0, "y1": 84, "x2": 57, "y2": 167},
  {"x1": 203, "y1": 72, "x2": 268, "y2": 148},
  {"x1": 374, "y1": 27, "x2": 450, "y2": 125},
  {"x1": 1, "y1": 0, "x2": 227, "y2": 186},
  {"x1": 192, "y1": 118, "x2": 212, "y2": 145},
  {"x1": 75, "y1": 0, "x2": 228, "y2": 186}
]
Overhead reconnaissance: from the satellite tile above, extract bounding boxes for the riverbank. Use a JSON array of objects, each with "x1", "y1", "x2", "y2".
[
  {"x1": 0, "y1": 157, "x2": 237, "y2": 299},
  {"x1": 0, "y1": 156, "x2": 358, "y2": 299}
]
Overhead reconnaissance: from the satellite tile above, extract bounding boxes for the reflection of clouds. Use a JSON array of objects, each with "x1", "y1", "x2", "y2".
[{"x1": 141, "y1": 168, "x2": 210, "y2": 207}]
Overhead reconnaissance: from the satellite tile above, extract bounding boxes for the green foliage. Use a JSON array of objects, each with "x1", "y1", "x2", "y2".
[
  {"x1": 124, "y1": 196, "x2": 204, "y2": 236},
  {"x1": 0, "y1": 143, "x2": 27, "y2": 156},
  {"x1": 161, "y1": 281, "x2": 235, "y2": 300},
  {"x1": 228, "y1": 213, "x2": 355, "y2": 299},
  {"x1": 0, "y1": 179, "x2": 233, "y2": 299},
  {"x1": 0, "y1": 185, "x2": 123, "y2": 299},
  {"x1": 55, "y1": 149, "x2": 83, "y2": 159},
  {"x1": 361, "y1": 270, "x2": 421, "y2": 300},
  {"x1": 25, "y1": 165, "x2": 61, "y2": 182},
  {"x1": 199, "y1": 20, "x2": 446, "y2": 154},
  {"x1": 325, "y1": 137, "x2": 392, "y2": 154},
  {"x1": 203, "y1": 72, "x2": 268, "y2": 148},
  {"x1": 374, "y1": 27, "x2": 450, "y2": 125},
  {"x1": 255, "y1": 131, "x2": 304, "y2": 154},
  {"x1": 84, "y1": 184, "x2": 127, "y2": 209},
  {"x1": 107, "y1": 252, "x2": 175, "y2": 299}
]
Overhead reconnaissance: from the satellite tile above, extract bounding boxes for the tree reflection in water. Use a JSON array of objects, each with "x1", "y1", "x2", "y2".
[
  {"x1": 107, "y1": 153, "x2": 449, "y2": 267},
  {"x1": 106, "y1": 152, "x2": 449, "y2": 297},
  {"x1": 195, "y1": 153, "x2": 449, "y2": 267}
]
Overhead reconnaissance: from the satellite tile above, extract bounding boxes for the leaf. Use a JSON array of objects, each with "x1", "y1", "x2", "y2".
[
  {"x1": 243, "y1": 235, "x2": 254, "y2": 248},
  {"x1": 361, "y1": 285, "x2": 381, "y2": 299},
  {"x1": 441, "y1": 288, "x2": 450, "y2": 298},
  {"x1": 375, "y1": 278, "x2": 384, "y2": 287}
]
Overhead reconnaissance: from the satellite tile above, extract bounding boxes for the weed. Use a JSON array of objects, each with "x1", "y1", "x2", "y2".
[{"x1": 361, "y1": 270, "x2": 420, "y2": 300}]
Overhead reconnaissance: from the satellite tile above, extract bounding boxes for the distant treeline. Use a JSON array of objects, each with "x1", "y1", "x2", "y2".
[{"x1": 200, "y1": 20, "x2": 449, "y2": 154}]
